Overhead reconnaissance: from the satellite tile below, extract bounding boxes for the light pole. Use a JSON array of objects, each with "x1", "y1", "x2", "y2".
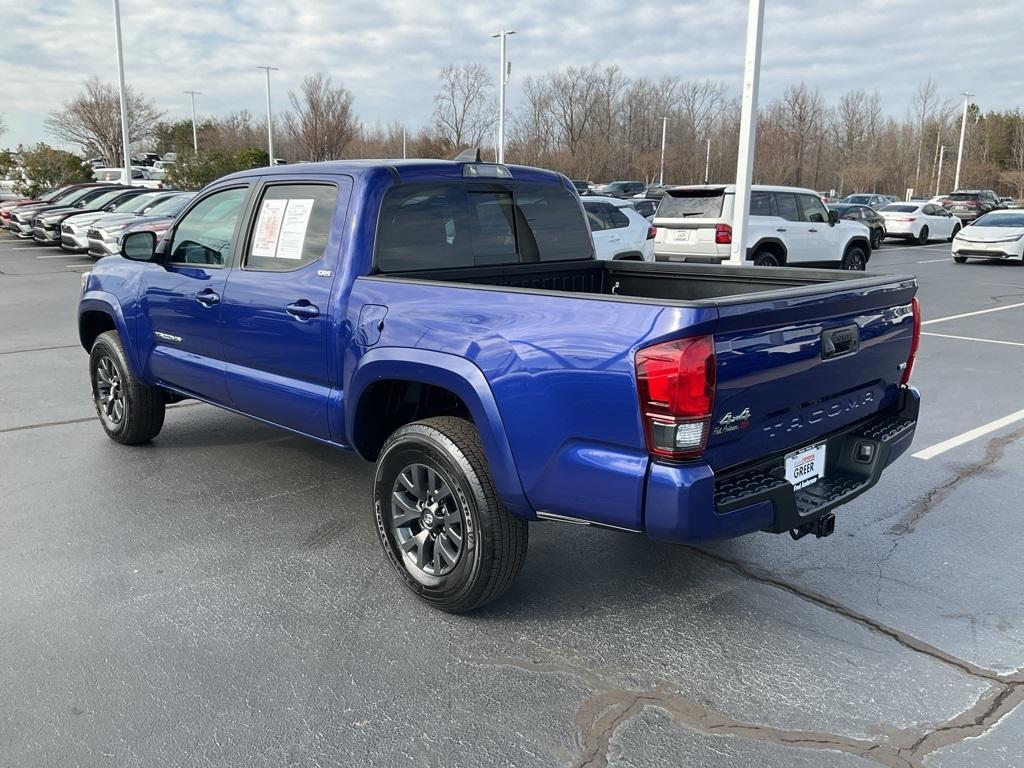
[
  {"x1": 402, "y1": 127, "x2": 407, "y2": 159},
  {"x1": 491, "y1": 30, "x2": 515, "y2": 164},
  {"x1": 257, "y1": 65, "x2": 279, "y2": 164},
  {"x1": 111, "y1": 0, "x2": 132, "y2": 183},
  {"x1": 704, "y1": 138, "x2": 711, "y2": 184},
  {"x1": 658, "y1": 117, "x2": 668, "y2": 185},
  {"x1": 729, "y1": 0, "x2": 765, "y2": 266},
  {"x1": 954, "y1": 91, "x2": 973, "y2": 191},
  {"x1": 936, "y1": 145, "x2": 946, "y2": 197},
  {"x1": 184, "y1": 90, "x2": 200, "y2": 152}
]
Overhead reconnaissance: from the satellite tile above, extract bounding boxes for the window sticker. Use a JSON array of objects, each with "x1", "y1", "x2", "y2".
[
  {"x1": 274, "y1": 199, "x2": 315, "y2": 259},
  {"x1": 252, "y1": 198, "x2": 287, "y2": 258}
]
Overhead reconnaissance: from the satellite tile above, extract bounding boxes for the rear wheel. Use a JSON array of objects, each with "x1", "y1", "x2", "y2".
[
  {"x1": 949, "y1": 223, "x2": 961, "y2": 242},
  {"x1": 916, "y1": 226, "x2": 930, "y2": 245},
  {"x1": 89, "y1": 331, "x2": 165, "y2": 444},
  {"x1": 841, "y1": 244, "x2": 868, "y2": 271},
  {"x1": 373, "y1": 416, "x2": 528, "y2": 613},
  {"x1": 752, "y1": 249, "x2": 782, "y2": 267},
  {"x1": 870, "y1": 228, "x2": 883, "y2": 249}
]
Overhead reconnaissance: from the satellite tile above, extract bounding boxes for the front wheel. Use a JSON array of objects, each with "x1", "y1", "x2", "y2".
[
  {"x1": 373, "y1": 417, "x2": 528, "y2": 613},
  {"x1": 916, "y1": 226, "x2": 930, "y2": 245},
  {"x1": 949, "y1": 224, "x2": 961, "y2": 242},
  {"x1": 841, "y1": 244, "x2": 868, "y2": 271},
  {"x1": 89, "y1": 331, "x2": 166, "y2": 444}
]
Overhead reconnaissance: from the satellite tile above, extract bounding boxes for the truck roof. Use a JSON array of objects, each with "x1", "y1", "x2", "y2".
[{"x1": 219, "y1": 159, "x2": 570, "y2": 188}]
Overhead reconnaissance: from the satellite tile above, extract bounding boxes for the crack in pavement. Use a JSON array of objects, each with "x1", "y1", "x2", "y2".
[
  {"x1": 469, "y1": 656, "x2": 1023, "y2": 768},
  {"x1": 874, "y1": 425, "x2": 1024, "y2": 607},
  {"x1": 0, "y1": 401, "x2": 201, "y2": 435},
  {"x1": 0, "y1": 343, "x2": 80, "y2": 356},
  {"x1": 889, "y1": 425, "x2": 1024, "y2": 537}
]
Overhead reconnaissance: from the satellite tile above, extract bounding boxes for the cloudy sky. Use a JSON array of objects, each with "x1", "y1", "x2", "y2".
[{"x1": 2, "y1": 0, "x2": 1021, "y2": 148}]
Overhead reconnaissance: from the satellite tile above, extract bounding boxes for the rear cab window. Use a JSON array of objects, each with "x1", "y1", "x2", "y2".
[{"x1": 375, "y1": 181, "x2": 593, "y2": 272}]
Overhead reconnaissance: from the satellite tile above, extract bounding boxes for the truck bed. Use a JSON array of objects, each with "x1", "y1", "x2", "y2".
[{"x1": 382, "y1": 259, "x2": 903, "y2": 306}]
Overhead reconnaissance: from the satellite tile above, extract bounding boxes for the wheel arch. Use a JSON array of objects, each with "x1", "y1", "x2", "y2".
[
  {"x1": 747, "y1": 237, "x2": 788, "y2": 264},
  {"x1": 78, "y1": 294, "x2": 144, "y2": 378},
  {"x1": 346, "y1": 349, "x2": 531, "y2": 516},
  {"x1": 844, "y1": 236, "x2": 871, "y2": 258}
]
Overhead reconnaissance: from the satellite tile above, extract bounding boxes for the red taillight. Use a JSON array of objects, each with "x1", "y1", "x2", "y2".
[
  {"x1": 635, "y1": 335, "x2": 716, "y2": 459},
  {"x1": 647, "y1": 225, "x2": 657, "y2": 240},
  {"x1": 901, "y1": 297, "x2": 921, "y2": 386},
  {"x1": 715, "y1": 223, "x2": 732, "y2": 245},
  {"x1": 966, "y1": 200, "x2": 978, "y2": 208}
]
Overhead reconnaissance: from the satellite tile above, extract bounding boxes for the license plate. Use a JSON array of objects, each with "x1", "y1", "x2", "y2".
[
  {"x1": 784, "y1": 442, "x2": 826, "y2": 489},
  {"x1": 673, "y1": 230, "x2": 691, "y2": 242}
]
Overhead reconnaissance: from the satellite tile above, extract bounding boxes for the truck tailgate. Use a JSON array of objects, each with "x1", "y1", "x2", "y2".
[{"x1": 704, "y1": 275, "x2": 917, "y2": 472}]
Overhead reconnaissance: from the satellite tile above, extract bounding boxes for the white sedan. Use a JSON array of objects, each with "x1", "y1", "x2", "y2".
[
  {"x1": 581, "y1": 196, "x2": 656, "y2": 261},
  {"x1": 879, "y1": 201, "x2": 961, "y2": 244},
  {"x1": 952, "y1": 211, "x2": 1024, "y2": 264}
]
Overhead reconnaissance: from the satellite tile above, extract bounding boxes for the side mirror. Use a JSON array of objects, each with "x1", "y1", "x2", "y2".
[
  {"x1": 828, "y1": 210, "x2": 840, "y2": 226},
  {"x1": 121, "y1": 230, "x2": 157, "y2": 262}
]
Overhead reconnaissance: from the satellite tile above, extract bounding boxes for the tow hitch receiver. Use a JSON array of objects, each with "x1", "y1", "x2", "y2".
[{"x1": 790, "y1": 512, "x2": 836, "y2": 540}]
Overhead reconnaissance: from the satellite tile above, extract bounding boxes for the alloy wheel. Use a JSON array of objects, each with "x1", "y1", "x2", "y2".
[
  {"x1": 390, "y1": 463, "x2": 465, "y2": 578},
  {"x1": 94, "y1": 356, "x2": 125, "y2": 427}
]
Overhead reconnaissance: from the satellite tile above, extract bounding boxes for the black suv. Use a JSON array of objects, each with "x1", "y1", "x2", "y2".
[
  {"x1": 944, "y1": 190, "x2": 1002, "y2": 222},
  {"x1": 601, "y1": 181, "x2": 645, "y2": 199}
]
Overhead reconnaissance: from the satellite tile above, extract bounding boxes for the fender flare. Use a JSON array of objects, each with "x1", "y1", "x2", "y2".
[
  {"x1": 78, "y1": 292, "x2": 143, "y2": 378},
  {"x1": 345, "y1": 348, "x2": 531, "y2": 515},
  {"x1": 844, "y1": 235, "x2": 871, "y2": 255},
  {"x1": 746, "y1": 237, "x2": 788, "y2": 262}
]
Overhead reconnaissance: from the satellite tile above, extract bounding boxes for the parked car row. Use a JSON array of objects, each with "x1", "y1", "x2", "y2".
[{"x1": 0, "y1": 182, "x2": 193, "y2": 258}]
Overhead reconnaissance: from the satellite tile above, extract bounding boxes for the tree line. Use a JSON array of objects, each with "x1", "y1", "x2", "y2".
[{"x1": 5, "y1": 68, "x2": 1024, "y2": 196}]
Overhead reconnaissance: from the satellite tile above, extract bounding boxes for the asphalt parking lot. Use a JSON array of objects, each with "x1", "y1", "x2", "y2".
[{"x1": 1, "y1": 237, "x2": 1022, "y2": 768}]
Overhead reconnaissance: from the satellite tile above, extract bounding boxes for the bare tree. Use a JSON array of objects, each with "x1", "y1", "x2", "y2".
[
  {"x1": 779, "y1": 83, "x2": 827, "y2": 186},
  {"x1": 999, "y1": 120, "x2": 1024, "y2": 198},
  {"x1": 911, "y1": 78, "x2": 939, "y2": 192},
  {"x1": 44, "y1": 77, "x2": 163, "y2": 164},
  {"x1": 283, "y1": 73, "x2": 358, "y2": 161},
  {"x1": 432, "y1": 64, "x2": 496, "y2": 150}
]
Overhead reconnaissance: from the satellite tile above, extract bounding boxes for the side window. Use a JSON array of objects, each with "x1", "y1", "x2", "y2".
[
  {"x1": 605, "y1": 205, "x2": 630, "y2": 228},
  {"x1": 845, "y1": 208, "x2": 861, "y2": 220},
  {"x1": 750, "y1": 191, "x2": 772, "y2": 216},
  {"x1": 774, "y1": 193, "x2": 801, "y2": 222},
  {"x1": 585, "y1": 207, "x2": 606, "y2": 232},
  {"x1": 245, "y1": 183, "x2": 339, "y2": 272},
  {"x1": 923, "y1": 204, "x2": 936, "y2": 216},
  {"x1": 799, "y1": 194, "x2": 828, "y2": 223},
  {"x1": 169, "y1": 187, "x2": 248, "y2": 267}
]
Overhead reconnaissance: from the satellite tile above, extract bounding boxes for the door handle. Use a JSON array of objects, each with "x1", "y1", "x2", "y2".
[
  {"x1": 808, "y1": 228, "x2": 819, "y2": 233},
  {"x1": 194, "y1": 288, "x2": 220, "y2": 306},
  {"x1": 285, "y1": 300, "x2": 320, "y2": 319},
  {"x1": 776, "y1": 227, "x2": 787, "y2": 232}
]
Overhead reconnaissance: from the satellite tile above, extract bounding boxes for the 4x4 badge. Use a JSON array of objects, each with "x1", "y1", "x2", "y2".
[{"x1": 714, "y1": 408, "x2": 751, "y2": 435}]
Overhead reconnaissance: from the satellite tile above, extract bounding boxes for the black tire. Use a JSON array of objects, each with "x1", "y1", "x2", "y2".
[
  {"x1": 753, "y1": 249, "x2": 781, "y2": 267},
  {"x1": 89, "y1": 330, "x2": 165, "y2": 444},
  {"x1": 871, "y1": 228, "x2": 883, "y2": 249},
  {"x1": 373, "y1": 416, "x2": 528, "y2": 613},
  {"x1": 916, "y1": 226, "x2": 929, "y2": 245},
  {"x1": 949, "y1": 224, "x2": 961, "y2": 242},
  {"x1": 953, "y1": 256, "x2": 968, "y2": 264},
  {"x1": 841, "y1": 244, "x2": 868, "y2": 271}
]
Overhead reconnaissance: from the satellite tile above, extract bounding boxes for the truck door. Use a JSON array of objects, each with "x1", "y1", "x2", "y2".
[
  {"x1": 137, "y1": 184, "x2": 251, "y2": 404},
  {"x1": 219, "y1": 178, "x2": 350, "y2": 440}
]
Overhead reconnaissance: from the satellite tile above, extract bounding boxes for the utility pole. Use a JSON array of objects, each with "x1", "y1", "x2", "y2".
[
  {"x1": 936, "y1": 145, "x2": 946, "y2": 197},
  {"x1": 402, "y1": 127, "x2": 407, "y2": 159},
  {"x1": 729, "y1": 0, "x2": 765, "y2": 266},
  {"x1": 257, "y1": 65, "x2": 279, "y2": 164},
  {"x1": 954, "y1": 92, "x2": 974, "y2": 191},
  {"x1": 184, "y1": 90, "x2": 201, "y2": 152},
  {"x1": 658, "y1": 117, "x2": 668, "y2": 185},
  {"x1": 491, "y1": 30, "x2": 515, "y2": 163},
  {"x1": 704, "y1": 138, "x2": 712, "y2": 184},
  {"x1": 111, "y1": 0, "x2": 132, "y2": 182}
]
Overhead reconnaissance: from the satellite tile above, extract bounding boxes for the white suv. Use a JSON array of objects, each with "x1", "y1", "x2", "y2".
[
  {"x1": 581, "y1": 196, "x2": 656, "y2": 261},
  {"x1": 653, "y1": 185, "x2": 873, "y2": 270}
]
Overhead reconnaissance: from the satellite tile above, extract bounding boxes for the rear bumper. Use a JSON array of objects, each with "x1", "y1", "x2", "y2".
[{"x1": 643, "y1": 386, "x2": 920, "y2": 543}]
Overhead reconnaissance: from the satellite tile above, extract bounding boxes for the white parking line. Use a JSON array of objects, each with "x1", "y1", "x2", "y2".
[
  {"x1": 913, "y1": 408, "x2": 1024, "y2": 460},
  {"x1": 64, "y1": 264, "x2": 93, "y2": 269},
  {"x1": 922, "y1": 332, "x2": 1024, "y2": 348},
  {"x1": 0, "y1": 245, "x2": 42, "y2": 251},
  {"x1": 36, "y1": 253, "x2": 79, "y2": 259},
  {"x1": 878, "y1": 244, "x2": 950, "y2": 254},
  {"x1": 915, "y1": 257, "x2": 952, "y2": 264},
  {"x1": 922, "y1": 301, "x2": 1024, "y2": 326}
]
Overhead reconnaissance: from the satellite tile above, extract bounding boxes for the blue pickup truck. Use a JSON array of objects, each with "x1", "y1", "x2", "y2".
[{"x1": 78, "y1": 158, "x2": 921, "y2": 612}]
